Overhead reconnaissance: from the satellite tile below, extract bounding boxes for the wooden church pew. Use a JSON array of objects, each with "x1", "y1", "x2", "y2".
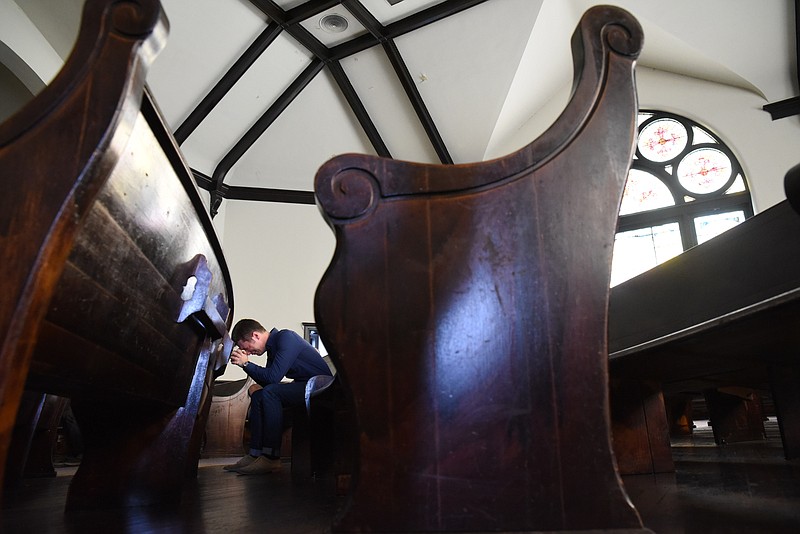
[
  {"x1": 0, "y1": 0, "x2": 233, "y2": 510},
  {"x1": 5, "y1": 393, "x2": 69, "y2": 483},
  {"x1": 608, "y1": 167, "x2": 800, "y2": 472},
  {"x1": 202, "y1": 377, "x2": 255, "y2": 458},
  {"x1": 314, "y1": 6, "x2": 646, "y2": 532}
]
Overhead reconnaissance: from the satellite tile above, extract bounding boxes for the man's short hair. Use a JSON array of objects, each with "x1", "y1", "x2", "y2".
[{"x1": 231, "y1": 319, "x2": 266, "y2": 344}]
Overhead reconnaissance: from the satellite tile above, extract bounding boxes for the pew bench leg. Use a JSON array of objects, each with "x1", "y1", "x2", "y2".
[
  {"x1": 289, "y1": 405, "x2": 335, "y2": 481},
  {"x1": 67, "y1": 401, "x2": 182, "y2": 508},
  {"x1": 703, "y1": 387, "x2": 766, "y2": 445},
  {"x1": 610, "y1": 378, "x2": 674, "y2": 475},
  {"x1": 64, "y1": 338, "x2": 215, "y2": 510},
  {"x1": 4, "y1": 392, "x2": 47, "y2": 489},
  {"x1": 770, "y1": 364, "x2": 800, "y2": 459},
  {"x1": 665, "y1": 394, "x2": 695, "y2": 437}
]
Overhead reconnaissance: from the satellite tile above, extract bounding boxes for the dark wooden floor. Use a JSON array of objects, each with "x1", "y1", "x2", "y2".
[
  {"x1": 3, "y1": 419, "x2": 799, "y2": 533},
  {"x1": 626, "y1": 419, "x2": 800, "y2": 533}
]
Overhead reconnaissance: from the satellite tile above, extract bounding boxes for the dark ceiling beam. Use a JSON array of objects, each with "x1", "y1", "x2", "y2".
[
  {"x1": 193, "y1": 170, "x2": 315, "y2": 205},
  {"x1": 197, "y1": 0, "x2": 494, "y2": 209},
  {"x1": 339, "y1": 0, "x2": 383, "y2": 38},
  {"x1": 331, "y1": 0, "x2": 491, "y2": 59},
  {"x1": 384, "y1": 0, "x2": 492, "y2": 38},
  {"x1": 249, "y1": 0, "x2": 339, "y2": 26},
  {"x1": 226, "y1": 185, "x2": 316, "y2": 205},
  {"x1": 383, "y1": 39, "x2": 452, "y2": 164},
  {"x1": 208, "y1": 58, "x2": 325, "y2": 217},
  {"x1": 258, "y1": 2, "x2": 394, "y2": 158},
  {"x1": 327, "y1": 32, "x2": 376, "y2": 60},
  {"x1": 342, "y1": 0, "x2": 452, "y2": 164},
  {"x1": 249, "y1": 0, "x2": 331, "y2": 59},
  {"x1": 764, "y1": 96, "x2": 800, "y2": 120},
  {"x1": 283, "y1": 0, "x2": 341, "y2": 25},
  {"x1": 327, "y1": 60, "x2": 392, "y2": 158},
  {"x1": 248, "y1": 1, "x2": 395, "y2": 157},
  {"x1": 174, "y1": 22, "x2": 283, "y2": 145},
  {"x1": 763, "y1": 0, "x2": 800, "y2": 120}
]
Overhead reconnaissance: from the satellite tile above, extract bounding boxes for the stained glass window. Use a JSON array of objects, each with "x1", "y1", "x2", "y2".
[
  {"x1": 726, "y1": 175, "x2": 746, "y2": 194},
  {"x1": 619, "y1": 169, "x2": 674, "y2": 215},
  {"x1": 694, "y1": 210, "x2": 746, "y2": 244},
  {"x1": 637, "y1": 118, "x2": 688, "y2": 162},
  {"x1": 611, "y1": 111, "x2": 752, "y2": 286},
  {"x1": 611, "y1": 223, "x2": 683, "y2": 286},
  {"x1": 677, "y1": 148, "x2": 732, "y2": 195}
]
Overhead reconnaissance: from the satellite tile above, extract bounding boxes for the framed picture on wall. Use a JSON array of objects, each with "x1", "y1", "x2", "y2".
[{"x1": 302, "y1": 322, "x2": 327, "y2": 356}]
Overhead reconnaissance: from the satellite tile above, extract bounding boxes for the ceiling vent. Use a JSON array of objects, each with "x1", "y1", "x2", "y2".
[{"x1": 320, "y1": 13, "x2": 349, "y2": 33}]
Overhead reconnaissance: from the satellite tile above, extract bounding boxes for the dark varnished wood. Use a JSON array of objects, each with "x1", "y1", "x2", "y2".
[
  {"x1": 609, "y1": 166, "x2": 800, "y2": 468},
  {"x1": 703, "y1": 388, "x2": 766, "y2": 445},
  {"x1": 20, "y1": 394, "x2": 68, "y2": 479},
  {"x1": 203, "y1": 378, "x2": 253, "y2": 458},
  {"x1": 787, "y1": 161, "x2": 800, "y2": 215},
  {"x1": 608, "y1": 198, "x2": 800, "y2": 464},
  {"x1": 771, "y1": 364, "x2": 800, "y2": 459},
  {"x1": 0, "y1": 0, "x2": 233, "y2": 510},
  {"x1": 1, "y1": 0, "x2": 162, "y2": 486},
  {"x1": 609, "y1": 199, "x2": 800, "y2": 370},
  {"x1": 610, "y1": 379, "x2": 673, "y2": 475},
  {"x1": 5, "y1": 392, "x2": 49, "y2": 486},
  {"x1": 314, "y1": 6, "x2": 644, "y2": 532}
]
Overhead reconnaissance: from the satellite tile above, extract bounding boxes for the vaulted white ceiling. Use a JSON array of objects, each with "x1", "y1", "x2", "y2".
[{"x1": 3, "y1": 0, "x2": 797, "y2": 211}]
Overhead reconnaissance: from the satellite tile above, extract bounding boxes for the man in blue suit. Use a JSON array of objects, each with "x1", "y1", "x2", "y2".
[{"x1": 225, "y1": 319, "x2": 332, "y2": 475}]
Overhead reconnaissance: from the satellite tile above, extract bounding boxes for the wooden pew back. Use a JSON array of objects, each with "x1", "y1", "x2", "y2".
[
  {"x1": 0, "y1": 0, "x2": 232, "y2": 509},
  {"x1": 314, "y1": 6, "x2": 645, "y2": 532}
]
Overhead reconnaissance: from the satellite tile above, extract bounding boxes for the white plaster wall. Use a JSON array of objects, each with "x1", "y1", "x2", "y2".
[
  {"x1": 0, "y1": 61, "x2": 33, "y2": 123},
  {"x1": 216, "y1": 199, "x2": 335, "y2": 380},
  {"x1": 0, "y1": 0, "x2": 63, "y2": 92},
  {"x1": 488, "y1": 67, "x2": 800, "y2": 213}
]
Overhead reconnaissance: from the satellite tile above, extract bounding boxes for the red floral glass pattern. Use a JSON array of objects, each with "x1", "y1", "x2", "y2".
[
  {"x1": 612, "y1": 111, "x2": 752, "y2": 286},
  {"x1": 619, "y1": 169, "x2": 674, "y2": 215},
  {"x1": 637, "y1": 118, "x2": 688, "y2": 162},
  {"x1": 676, "y1": 148, "x2": 732, "y2": 195}
]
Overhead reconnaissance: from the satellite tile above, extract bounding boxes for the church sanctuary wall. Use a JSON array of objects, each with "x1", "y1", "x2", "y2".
[
  {"x1": 0, "y1": 0, "x2": 64, "y2": 92},
  {"x1": 492, "y1": 66, "x2": 800, "y2": 214},
  {"x1": 217, "y1": 200, "x2": 335, "y2": 380},
  {"x1": 0, "y1": 0, "x2": 63, "y2": 123}
]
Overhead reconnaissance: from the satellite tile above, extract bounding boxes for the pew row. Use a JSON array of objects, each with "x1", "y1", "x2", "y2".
[
  {"x1": 608, "y1": 169, "x2": 800, "y2": 471},
  {"x1": 0, "y1": 0, "x2": 233, "y2": 510},
  {"x1": 314, "y1": 6, "x2": 646, "y2": 533}
]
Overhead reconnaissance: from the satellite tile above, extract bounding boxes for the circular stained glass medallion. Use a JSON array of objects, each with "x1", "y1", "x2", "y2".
[
  {"x1": 637, "y1": 118, "x2": 688, "y2": 163},
  {"x1": 676, "y1": 147, "x2": 732, "y2": 195}
]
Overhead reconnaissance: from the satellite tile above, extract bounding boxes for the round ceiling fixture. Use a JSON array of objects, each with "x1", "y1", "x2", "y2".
[{"x1": 320, "y1": 13, "x2": 349, "y2": 33}]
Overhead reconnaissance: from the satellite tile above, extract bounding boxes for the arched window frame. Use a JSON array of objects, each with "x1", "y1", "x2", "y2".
[{"x1": 612, "y1": 110, "x2": 753, "y2": 285}]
